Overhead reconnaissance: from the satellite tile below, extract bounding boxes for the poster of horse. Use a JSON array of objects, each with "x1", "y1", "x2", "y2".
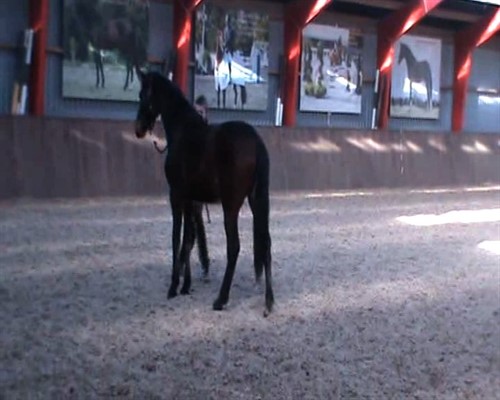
[
  {"x1": 62, "y1": 0, "x2": 148, "y2": 102},
  {"x1": 390, "y1": 35, "x2": 441, "y2": 119},
  {"x1": 194, "y1": 4, "x2": 269, "y2": 111},
  {"x1": 299, "y1": 23, "x2": 363, "y2": 114}
]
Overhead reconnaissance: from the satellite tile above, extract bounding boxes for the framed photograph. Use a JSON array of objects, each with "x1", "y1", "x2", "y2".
[
  {"x1": 62, "y1": 0, "x2": 149, "y2": 102},
  {"x1": 300, "y1": 23, "x2": 364, "y2": 114},
  {"x1": 194, "y1": 4, "x2": 269, "y2": 111},
  {"x1": 390, "y1": 34, "x2": 442, "y2": 119}
]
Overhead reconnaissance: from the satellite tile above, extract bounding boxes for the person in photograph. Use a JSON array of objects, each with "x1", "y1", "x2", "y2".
[
  {"x1": 223, "y1": 14, "x2": 235, "y2": 83},
  {"x1": 194, "y1": 95, "x2": 208, "y2": 122}
]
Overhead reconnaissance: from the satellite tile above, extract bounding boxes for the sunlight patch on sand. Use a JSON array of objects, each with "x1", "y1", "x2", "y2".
[
  {"x1": 477, "y1": 240, "x2": 500, "y2": 256},
  {"x1": 396, "y1": 208, "x2": 500, "y2": 226}
]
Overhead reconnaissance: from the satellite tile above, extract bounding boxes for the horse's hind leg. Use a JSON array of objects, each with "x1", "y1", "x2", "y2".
[
  {"x1": 213, "y1": 207, "x2": 241, "y2": 310},
  {"x1": 194, "y1": 203, "x2": 210, "y2": 279}
]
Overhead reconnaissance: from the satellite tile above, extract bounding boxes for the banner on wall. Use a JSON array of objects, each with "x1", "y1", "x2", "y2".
[
  {"x1": 62, "y1": 0, "x2": 148, "y2": 102},
  {"x1": 299, "y1": 23, "x2": 364, "y2": 114},
  {"x1": 194, "y1": 4, "x2": 269, "y2": 111},
  {"x1": 390, "y1": 34, "x2": 441, "y2": 119}
]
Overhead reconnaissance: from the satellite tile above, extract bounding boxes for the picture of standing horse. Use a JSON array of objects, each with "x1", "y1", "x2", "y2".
[
  {"x1": 194, "y1": 4, "x2": 269, "y2": 112},
  {"x1": 62, "y1": 0, "x2": 148, "y2": 102},
  {"x1": 390, "y1": 35, "x2": 441, "y2": 119}
]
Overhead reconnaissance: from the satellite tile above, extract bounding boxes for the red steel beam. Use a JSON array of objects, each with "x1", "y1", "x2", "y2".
[
  {"x1": 29, "y1": 0, "x2": 49, "y2": 116},
  {"x1": 173, "y1": 0, "x2": 204, "y2": 94},
  {"x1": 377, "y1": 0, "x2": 444, "y2": 130},
  {"x1": 452, "y1": 8, "x2": 500, "y2": 133},
  {"x1": 283, "y1": 0, "x2": 333, "y2": 127}
]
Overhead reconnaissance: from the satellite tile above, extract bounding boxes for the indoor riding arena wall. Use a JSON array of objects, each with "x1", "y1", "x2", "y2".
[{"x1": 1, "y1": 116, "x2": 499, "y2": 200}]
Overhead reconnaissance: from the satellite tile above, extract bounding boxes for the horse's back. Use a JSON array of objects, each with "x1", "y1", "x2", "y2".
[
  {"x1": 212, "y1": 121, "x2": 268, "y2": 198},
  {"x1": 216, "y1": 120, "x2": 264, "y2": 145},
  {"x1": 214, "y1": 120, "x2": 267, "y2": 160}
]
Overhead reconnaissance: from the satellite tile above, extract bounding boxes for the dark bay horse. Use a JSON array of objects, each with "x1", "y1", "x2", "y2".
[
  {"x1": 134, "y1": 70, "x2": 274, "y2": 315},
  {"x1": 398, "y1": 43, "x2": 433, "y2": 110}
]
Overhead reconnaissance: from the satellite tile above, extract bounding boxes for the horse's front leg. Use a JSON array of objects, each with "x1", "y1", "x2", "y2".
[
  {"x1": 180, "y1": 203, "x2": 196, "y2": 295},
  {"x1": 168, "y1": 195, "x2": 183, "y2": 299},
  {"x1": 124, "y1": 62, "x2": 131, "y2": 91},
  {"x1": 93, "y1": 52, "x2": 100, "y2": 88}
]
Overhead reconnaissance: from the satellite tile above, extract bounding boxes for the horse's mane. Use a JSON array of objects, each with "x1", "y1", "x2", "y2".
[
  {"x1": 149, "y1": 72, "x2": 205, "y2": 120},
  {"x1": 147, "y1": 72, "x2": 208, "y2": 142},
  {"x1": 400, "y1": 43, "x2": 411, "y2": 54}
]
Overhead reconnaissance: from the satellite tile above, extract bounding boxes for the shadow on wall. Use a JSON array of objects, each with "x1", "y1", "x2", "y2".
[{"x1": 263, "y1": 128, "x2": 500, "y2": 191}]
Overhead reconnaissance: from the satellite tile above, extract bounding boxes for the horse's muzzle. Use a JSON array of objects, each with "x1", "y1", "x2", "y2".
[{"x1": 134, "y1": 120, "x2": 148, "y2": 138}]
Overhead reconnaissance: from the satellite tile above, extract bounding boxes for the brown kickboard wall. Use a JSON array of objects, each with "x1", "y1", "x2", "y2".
[{"x1": 1, "y1": 116, "x2": 499, "y2": 199}]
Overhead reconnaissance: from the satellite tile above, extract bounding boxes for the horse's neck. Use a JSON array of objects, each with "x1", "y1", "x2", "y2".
[
  {"x1": 161, "y1": 108, "x2": 205, "y2": 144},
  {"x1": 402, "y1": 47, "x2": 416, "y2": 65}
]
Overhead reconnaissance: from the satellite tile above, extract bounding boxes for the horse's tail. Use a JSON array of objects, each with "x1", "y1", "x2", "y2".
[
  {"x1": 251, "y1": 136, "x2": 274, "y2": 313},
  {"x1": 249, "y1": 134, "x2": 273, "y2": 306}
]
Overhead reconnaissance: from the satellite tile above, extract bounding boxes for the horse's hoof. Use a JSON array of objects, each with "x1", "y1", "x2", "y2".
[
  {"x1": 180, "y1": 287, "x2": 190, "y2": 295},
  {"x1": 213, "y1": 299, "x2": 226, "y2": 311},
  {"x1": 167, "y1": 288, "x2": 177, "y2": 299},
  {"x1": 265, "y1": 297, "x2": 274, "y2": 317}
]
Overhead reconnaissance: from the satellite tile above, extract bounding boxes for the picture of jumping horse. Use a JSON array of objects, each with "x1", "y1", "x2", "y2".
[
  {"x1": 214, "y1": 30, "x2": 247, "y2": 109},
  {"x1": 397, "y1": 42, "x2": 433, "y2": 111}
]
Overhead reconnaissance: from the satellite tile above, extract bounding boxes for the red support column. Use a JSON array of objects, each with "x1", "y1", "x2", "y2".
[
  {"x1": 29, "y1": 0, "x2": 49, "y2": 116},
  {"x1": 283, "y1": 0, "x2": 333, "y2": 127},
  {"x1": 173, "y1": 0, "x2": 204, "y2": 94},
  {"x1": 376, "y1": 0, "x2": 444, "y2": 130},
  {"x1": 452, "y1": 8, "x2": 500, "y2": 133}
]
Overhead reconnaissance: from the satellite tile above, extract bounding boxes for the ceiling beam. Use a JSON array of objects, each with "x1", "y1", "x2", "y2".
[
  {"x1": 336, "y1": 0, "x2": 481, "y2": 22},
  {"x1": 452, "y1": 7, "x2": 500, "y2": 132},
  {"x1": 282, "y1": 0, "x2": 334, "y2": 127}
]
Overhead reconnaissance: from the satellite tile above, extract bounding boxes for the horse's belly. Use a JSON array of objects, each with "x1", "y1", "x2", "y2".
[{"x1": 189, "y1": 179, "x2": 220, "y2": 203}]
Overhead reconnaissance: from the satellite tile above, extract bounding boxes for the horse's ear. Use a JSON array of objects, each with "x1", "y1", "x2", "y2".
[{"x1": 135, "y1": 66, "x2": 145, "y2": 84}]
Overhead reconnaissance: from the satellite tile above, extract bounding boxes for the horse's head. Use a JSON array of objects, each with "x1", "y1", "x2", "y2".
[{"x1": 134, "y1": 68, "x2": 161, "y2": 138}]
